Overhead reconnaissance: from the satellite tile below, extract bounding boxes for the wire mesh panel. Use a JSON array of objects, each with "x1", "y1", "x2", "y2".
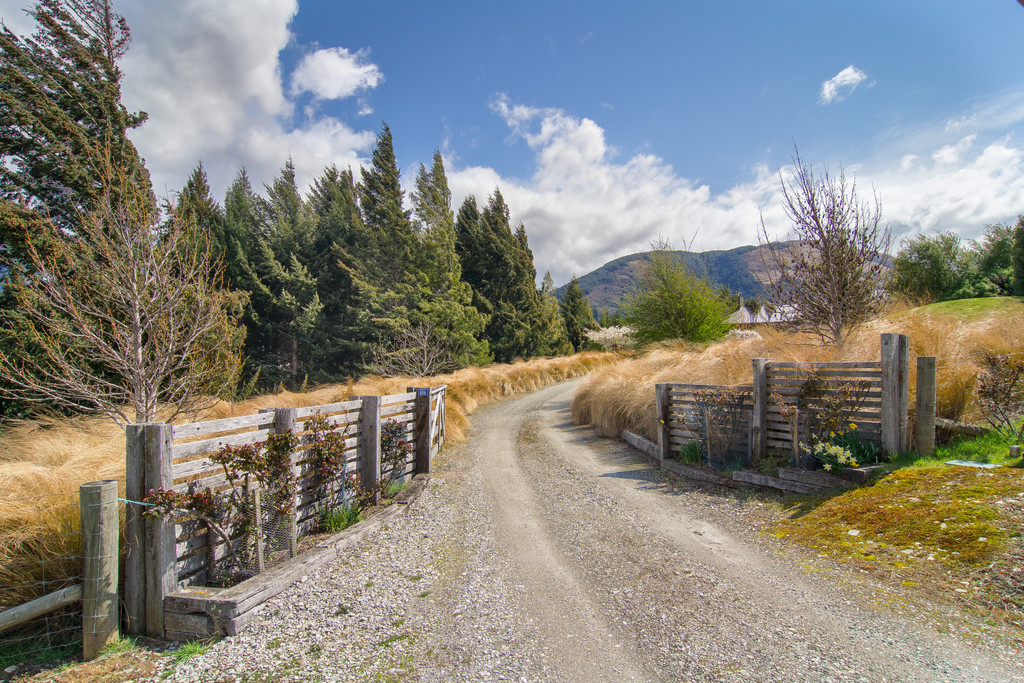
[{"x1": 0, "y1": 491, "x2": 86, "y2": 668}]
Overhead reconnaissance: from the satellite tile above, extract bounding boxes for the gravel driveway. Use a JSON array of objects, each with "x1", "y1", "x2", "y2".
[{"x1": 168, "y1": 380, "x2": 1024, "y2": 682}]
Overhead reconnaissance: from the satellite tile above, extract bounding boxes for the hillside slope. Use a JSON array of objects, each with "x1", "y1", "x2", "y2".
[{"x1": 558, "y1": 242, "x2": 797, "y2": 314}]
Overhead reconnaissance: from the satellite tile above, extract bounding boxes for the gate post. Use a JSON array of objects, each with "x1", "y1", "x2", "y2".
[
  {"x1": 751, "y1": 358, "x2": 769, "y2": 465},
  {"x1": 409, "y1": 387, "x2": 431, "y2": 474},
  {"x1": 355, "y1": 395, "x2": 382, "y2": 502},
  {"x1": 80, "y1": 480, "x2": 119, "y2": 659},
  {"x1": 881, "y1": 333, "x2": 910, "y2": 454},
  {"x1": 124, "y1": 423, "x2": 174, "y2": 637},
  {"x1": 915, "y1": 356, "x2": 937, "y2": 457},
  {"x1": 655, "y1": 384, "x2": 671, "y2": 462}
]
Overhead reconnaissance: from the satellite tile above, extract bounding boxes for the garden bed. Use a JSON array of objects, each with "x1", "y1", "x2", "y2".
[{"x1": 162, "y1": 474, "x2": 429, "y2": 641}]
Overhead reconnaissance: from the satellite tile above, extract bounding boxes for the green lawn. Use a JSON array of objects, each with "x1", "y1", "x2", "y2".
[{"x1": 903, "y1": 296, "x2": 1024, "y2": 320}]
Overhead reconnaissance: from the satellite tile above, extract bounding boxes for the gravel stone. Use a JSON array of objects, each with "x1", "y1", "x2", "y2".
[{"x1": 163, "y1": 381, "x2": 1024, "y2": 682}]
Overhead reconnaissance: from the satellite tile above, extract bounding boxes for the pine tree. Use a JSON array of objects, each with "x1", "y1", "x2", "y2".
[
  {"x1": 305, "y1": 164, "x2": 366, "y2": 378},
  {"x1": 560, "y1": 276, "x2": 596, "y2": 352},
  {"x1": 411, "y1": 151, "x2": 490, "y2": 369},
  {"x1": 0, "y1": 0, "x2": 150, "y2": 242},
  {"x1": 358, "y1": 123, "x2": 417, "y2": 290},
  {"x1": 454, "y1": 189, "x2": 567, "y2": 361},
  {"x1": 244, "y1": 158, "x2": 322, "y2": 388}
]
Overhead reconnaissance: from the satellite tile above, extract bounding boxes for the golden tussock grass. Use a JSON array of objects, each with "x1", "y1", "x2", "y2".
[
  {"x1": 0, "y1": 351, "x2": 618, "y2": 610},
  {"x1": 571, "y1": 304, "x2": 1024, "y2": 441}
]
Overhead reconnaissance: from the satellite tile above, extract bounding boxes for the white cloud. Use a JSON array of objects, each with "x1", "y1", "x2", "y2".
[
  {"x1": 0, "y1": 0, "x2": 34, "y2": 36},
  {"x1": 819, "y1": 65, "x2": 868, "y2": 104},
  {"x1": 116, "y1": 0, "x2": 377, "y2": 199},
  {"x1": 447, "y1": 96, "x2": 1024, "y2": 284},
  {"x1": 448, "y1": 97, "x2": 785, "y2": 283},
  {"x1": 290, "y1": 47, "x2": 382, "y2": 101},
  {"x1": 932, "y1": 134, "x2": 976, "y2": 165}
]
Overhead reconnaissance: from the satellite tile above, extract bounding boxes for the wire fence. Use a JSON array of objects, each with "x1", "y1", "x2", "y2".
[{"x1": 0, "y1": 491, "x2": 86, "y2": 668}]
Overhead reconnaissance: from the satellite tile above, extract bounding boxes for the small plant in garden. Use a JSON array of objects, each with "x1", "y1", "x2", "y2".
[
  {"x1": 379, "y1": 419, "x2": 413, "y2": 492},
  {"x1": 319, "y1": 503, "x2": 363, "y2": 533},
  {"x1": 800, "y1": 424, "x2": 880, "y2": 472},
  {"x1": 977, "y1": 351, "x2": 1024, "y2": 442},
  {"x1": 145, "y1": 430, "x2": 300, "y2": 579},
  {"x1": 688, "y1": 387, "x2": 752, "y2": 468},
  {"x1": 676, "y1": 440, "x2": 702, "y2": 465},
  {"x1": 306, "y1": 412, "x2": 355, "y2": 511}
]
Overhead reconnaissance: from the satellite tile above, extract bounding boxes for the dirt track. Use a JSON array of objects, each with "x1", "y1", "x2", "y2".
[
  {"x1": 412, "y1": 380, "x2": 1022, "y2": 682},
  {"x1": 171, "y1": 379, "x2": 1024, "y2": 682}
]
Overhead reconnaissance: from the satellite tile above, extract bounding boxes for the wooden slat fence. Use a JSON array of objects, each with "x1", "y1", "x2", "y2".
[
  {"x1": 659, "y1": 383, "x2": 754, "y2": 467},
  {"x1": 765, "y1": 362, "x2": 883, "y2": 459},
  {"x1": 125, "y1": 385, "x2": 447, "y2": 637},
  {"x1": 656, "y1": 334, "x2": 910, "y2": 470}
]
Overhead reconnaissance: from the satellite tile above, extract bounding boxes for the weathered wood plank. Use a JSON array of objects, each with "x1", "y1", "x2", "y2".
[
  {"x1": 770, "y1": 361, "x2": 881, "y2": 369},
  {"x1": 172, "y1": 413, "x2": 276, "y2": 441},
  {"x1": 777, "y1": 467, "x2": 855, "y2": 490},
  {"x1": 172, "y1": 428, "x2": 271, "y2": 461},
  {"x1": 295, "y1": 400, "x2": 362, "y2": 419},
  {"x1": 381, "y1": 391, "x2": 417, "y2": 405},
  {"x1": 0, "y1": 584, "x2": 83, "y2": 634},
  {"x1": 732, "y1": 470, "x2": 823, "y2": 494}
]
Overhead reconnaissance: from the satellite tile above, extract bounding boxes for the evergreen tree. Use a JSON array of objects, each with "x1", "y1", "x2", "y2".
[
  {"x1": 411, "y1": 151, "x2": 490, "y2": 368},
  {"x1": 454, "y1": 190, "x2": 568, "y2": 361},
  {"x1": 559, "y1": 276, "x2": 596, "y2": 352},
  {"x1": 357, "y1": 123, "x2": 417, "y2": 290},
  {"x1": 218, "y1": 168, "x2": 262, "y2": 292},
  {"x1": 0, "y1": 0, "x2": 150, "y2": 244},
  {"x1": 534, "y1": 273, "x2": 571, "y2": 356},
  {"x1": 305, "y1": 164, "x2": 367, "y2": 378},
  {"x1": 244, "y1": 158, "x2": 322, "y2": 388}
]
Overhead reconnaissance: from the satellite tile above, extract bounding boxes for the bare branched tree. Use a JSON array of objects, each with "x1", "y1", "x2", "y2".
[
  {"x1": 0, "y1": 176, "x2": 245, "y2": 426},
  {"x1": 367, "y1": 322, "x2": 459, "y2": 378},
  {"x1": 758, "y1": 147, "x2": 891, "y2": 345}
]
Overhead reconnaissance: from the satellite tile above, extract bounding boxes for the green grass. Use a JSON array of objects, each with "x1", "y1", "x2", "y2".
[
  {"x1": 318, "y1": 504, "x2": 363, "y2": 533},
  {"x1": 886, "y1": 429, "x2": 1022, "y2": 471},
  {"x1": 905, "y1": 296, "x2": 1024, "y2": 320},
  {"x1": 171, "y1": 639, "x2": 216, "y2": 665}
]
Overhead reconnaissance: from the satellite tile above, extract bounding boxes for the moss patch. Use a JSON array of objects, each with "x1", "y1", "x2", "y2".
[
  {"x1": 776, "y1": 464, "x2": 1024, "y2": 630},
  {"x1": 779, "y1": 465, "x2": 1021, "y2": 565}
]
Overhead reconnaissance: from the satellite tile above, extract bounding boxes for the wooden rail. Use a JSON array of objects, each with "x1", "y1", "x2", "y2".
[{"x1": 124, "y1": 386, "x2": 446, "y2": 638}]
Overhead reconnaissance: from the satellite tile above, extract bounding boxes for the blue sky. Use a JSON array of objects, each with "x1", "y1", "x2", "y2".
[{"x1": 3, "y1": 0, "x2": 1024, "y2": 284}]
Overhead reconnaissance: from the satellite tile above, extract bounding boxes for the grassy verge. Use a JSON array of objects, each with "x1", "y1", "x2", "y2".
[{"x1": 0, "y1": 351, "x2": 621, "y2": 673}]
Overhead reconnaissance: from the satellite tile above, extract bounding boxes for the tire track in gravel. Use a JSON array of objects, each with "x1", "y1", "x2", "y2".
[{"x1": 426, "y1": 379, "x2": 1023, "y2": 682}]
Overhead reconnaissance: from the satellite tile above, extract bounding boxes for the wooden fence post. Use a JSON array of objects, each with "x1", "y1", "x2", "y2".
[
  {"x1": 271, "y1": 407, "x2": 298, "y2": 558},
  {"x1": 916, "y1": 356, "x2": 937, "y2": 457},
  {"x1": 438, "y1": 387, "x2": 447, "y2": 450},
  {"x1": 409, "y1": 387, "x2": 431, "y2": 475},
  {"x1": 655, "y1": 383, "x2": 671, "y2": 462},
  {"x1": 881, "y1": 333, "x2": 910, "y2": 454},
  {"x1": 80, "y1": 480, "x2": 118, "y2": 660},
  {"x1": 751, "y1": 358, "x2": 769, "y2": 465},
  {"x1": 124, "y1": 423, "x2": 174, "y2": 638},
  {"x1": 356, "y1": 395, "x2": 382, "y2": 502}
]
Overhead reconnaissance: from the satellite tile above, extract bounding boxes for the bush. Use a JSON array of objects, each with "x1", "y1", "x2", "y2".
[{"x1": 621, "y1": 239, "x2": 730, "y2": 345}]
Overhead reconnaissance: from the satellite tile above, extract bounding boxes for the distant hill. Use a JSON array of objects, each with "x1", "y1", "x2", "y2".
[{"x1": 557, "y1": 243, "x2": 790, "y2": 315}]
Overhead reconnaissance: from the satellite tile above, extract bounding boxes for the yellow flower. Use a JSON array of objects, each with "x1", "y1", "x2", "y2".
[
  {"x1": 823, "y1": 463, "x2": 832, "y2": 471},
  {"x1": 849, "y1": 422, "x2": 857, "y2": 430},
  {"x1": 850, "y1": 460, "x2": 859, "y2": 468},
  {"x1": 829, "y1": 431, "x2": 835, "y2": 437}
]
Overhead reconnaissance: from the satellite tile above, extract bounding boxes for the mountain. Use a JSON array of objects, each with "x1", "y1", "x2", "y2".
[{"x1": 557, "y1": 243, "x2": 783, "y2": 315}]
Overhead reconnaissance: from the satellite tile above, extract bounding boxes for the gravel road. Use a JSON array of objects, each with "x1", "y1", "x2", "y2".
[{"x1": 168, "y1": 380, "x2": 1024, "y2": 682}]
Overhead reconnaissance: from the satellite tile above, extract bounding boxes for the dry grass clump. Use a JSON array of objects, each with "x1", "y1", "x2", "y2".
[
  {"x1": 572, "y1": 304, "x2": 1024, "y2": 440},
  {"x1": 0, "y1": 352, "x2": 617, "y2": 612}
]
